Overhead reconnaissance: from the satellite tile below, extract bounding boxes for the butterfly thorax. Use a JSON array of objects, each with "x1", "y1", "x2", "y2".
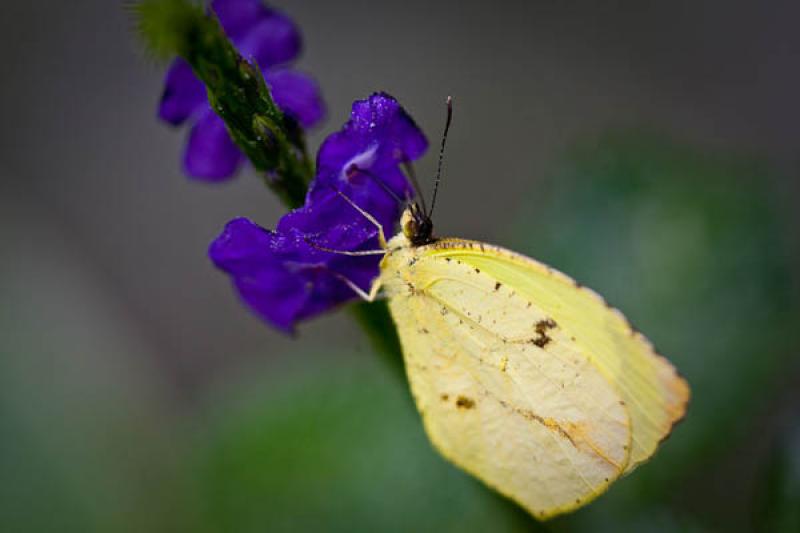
[{"x1": 377, "y1": 231, "x2": 424, "y2": 299}]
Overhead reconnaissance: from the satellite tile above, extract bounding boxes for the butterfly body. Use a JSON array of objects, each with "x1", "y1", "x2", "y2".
[{"x1": 374, "y1": 227, "x2": 689, "y2": 519}]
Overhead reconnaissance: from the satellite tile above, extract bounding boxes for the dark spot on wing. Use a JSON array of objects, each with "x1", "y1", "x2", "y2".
[
  {"x1": 535, "y1": 318, "x2": 558, "y2": 332},
  {"x1": 494, "y1": 282, "x2": 502, "y2": 291},
  {"x1": 440, "y1": 306, "x2": 448, "y2": 316},
  {"x1": 531, "y1": 318, "x2": 558, "y2": 348},
  {"x1": 532, "y1": 336, "x2": 550, "y2": 348},
  {"x1": 474, "y1": 268, "x2": 480, "y2": 274},
  {"x1": 440, "y1": 394, "x2": 449, "y2": 401},
  {"x1": 455, "y1": 396, "x2": 475, "y2": 409}
]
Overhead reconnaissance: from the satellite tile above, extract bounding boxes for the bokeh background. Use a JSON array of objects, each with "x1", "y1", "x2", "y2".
[{"x1": 1, "y1": 1, "x2": 799, "y2": 531}]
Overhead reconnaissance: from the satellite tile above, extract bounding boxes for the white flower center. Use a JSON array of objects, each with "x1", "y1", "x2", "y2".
[{"x1": 340, "y1": 143, "x2": 379, "y2": 182}]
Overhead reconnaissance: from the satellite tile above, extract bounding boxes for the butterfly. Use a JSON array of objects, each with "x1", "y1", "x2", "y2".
[{"x1": 332, "y1": 99, "x2": 689, "y2": 520}]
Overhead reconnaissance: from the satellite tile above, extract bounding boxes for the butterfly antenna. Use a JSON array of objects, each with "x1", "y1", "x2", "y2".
[
  {"x1": 402, "y1": 160, "x2": 427, "y2": 214},
  {"x1": 428, "y1": 95, "x2": 453, "y2": 219},
  {"x1": 349, "y1": 166, "x2": 403, "y2": 204}
]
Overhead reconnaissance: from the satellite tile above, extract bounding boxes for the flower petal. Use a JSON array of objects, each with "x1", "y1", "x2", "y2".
[
  {"x1": 209, "y1": 217, "x2": 278, "y2": 276},
  {"x1": 183, "y1": 109, "x2": 244, "y2": 181},
  {"x1": 316, "y1": 93, "x2": 428, "y2": 192},
  {"x1": 232, "y1": 268, "x2": 311, "y2": 332},
  {"x1": 208, "y1": 218, "x2": 303, "y2": 331},
  {"x1": 304, "y1": 171, "x2": 403, "y2": 236},
  {"x1": 158, "y1": 59, "x2": 206, "y2": 126},
  {"x1": 208, "y1": 94, "x2": 428, "y2": 332},
  {"x1": 210, "y1": 0, "x2": 270, "y2": 41},
  {"x1": 278, "y1": 189, "x2": 382, "y2": 251},
  {"x1": 234, "y1": 10, "x2": 302, "y2": 68},
  {"x1": 349, "y1": 92, "x2": 428, "y2": 161},
  {"x1": 209, "y1": 216, "x2": 373, "y2": 332},
  {"x1": 310, "y1": 93, "x2": 428, "y2": 233},
  {"x1": 266, "y1": 69, "x2": 325, "y2": 129}
]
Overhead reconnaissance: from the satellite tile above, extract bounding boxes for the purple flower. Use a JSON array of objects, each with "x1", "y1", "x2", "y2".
[
  {"x1": 210, "y1": 93, "x2": 428, "y2": 331},
  {"x1": 158, "y1": 0, "x2": 325, "y2": 181},
  {"x1": 308, "y1": 92, "x2": 428, "y2": 232}
]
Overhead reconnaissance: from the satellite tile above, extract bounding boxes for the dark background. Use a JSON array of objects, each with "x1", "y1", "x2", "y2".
[{"x1": 1, "y1": 1, "x2": 798, "y2": 531}]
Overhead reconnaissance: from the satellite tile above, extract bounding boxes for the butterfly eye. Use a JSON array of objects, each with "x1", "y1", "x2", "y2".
[
  {"x1": 402, "y1": 215, "x2": 419, "y2": 240},
  {"x1": 415, "y1": 217, "x2": 433, "y2": 244}
]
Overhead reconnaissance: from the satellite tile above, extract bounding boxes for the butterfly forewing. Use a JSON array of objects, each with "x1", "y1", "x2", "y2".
[
  {"x1": 420, "y1": 239, "x2": 689, "y2": 472},
  {"x1": 381, "y1": 237, "x2": 635, "y2": 519}
]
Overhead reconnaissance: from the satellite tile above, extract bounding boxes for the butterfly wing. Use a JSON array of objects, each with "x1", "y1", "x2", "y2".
[
  {"x1": 383, "y1": 240, "x2": 644, "y2": 519},
  {"x1": 413, "y1": 238, "x2": 689, "y2": 473}
]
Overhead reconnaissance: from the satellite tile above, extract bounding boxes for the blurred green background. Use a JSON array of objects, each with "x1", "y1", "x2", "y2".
[{"x1": 1, "y1": 1, "x2": 799, "y2": 532}]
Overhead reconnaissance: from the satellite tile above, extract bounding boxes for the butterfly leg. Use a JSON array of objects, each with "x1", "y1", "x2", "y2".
[
  {"x1": 332, "y1": 189, "x2": 388, "y2": 249},
  {"x1": 303, "y1": 237, "x2": 387, "y2": 256},
  {"x1": 329, "y1": 270, "x2": 383, "y2": 302}
]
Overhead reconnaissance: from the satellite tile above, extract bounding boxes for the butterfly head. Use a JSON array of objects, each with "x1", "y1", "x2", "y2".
[{"x1": 401, "y1": 202, "x2": 434, "y2": 246}]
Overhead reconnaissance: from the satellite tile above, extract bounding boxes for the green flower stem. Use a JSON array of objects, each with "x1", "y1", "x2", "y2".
[
  {"x1": 136, "y1": 0, "x2": 309, "y2": 207},
  {"x1": 135, "y1": 0, "x2": 405, "y2": 370},
  {"x1": 350, "y1": 301, "x2": 405, "y2": 380}
]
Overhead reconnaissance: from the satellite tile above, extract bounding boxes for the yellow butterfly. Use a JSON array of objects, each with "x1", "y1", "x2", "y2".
[{"x1": 334, "y1": 102, "x2": 689, "y2": 520}]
